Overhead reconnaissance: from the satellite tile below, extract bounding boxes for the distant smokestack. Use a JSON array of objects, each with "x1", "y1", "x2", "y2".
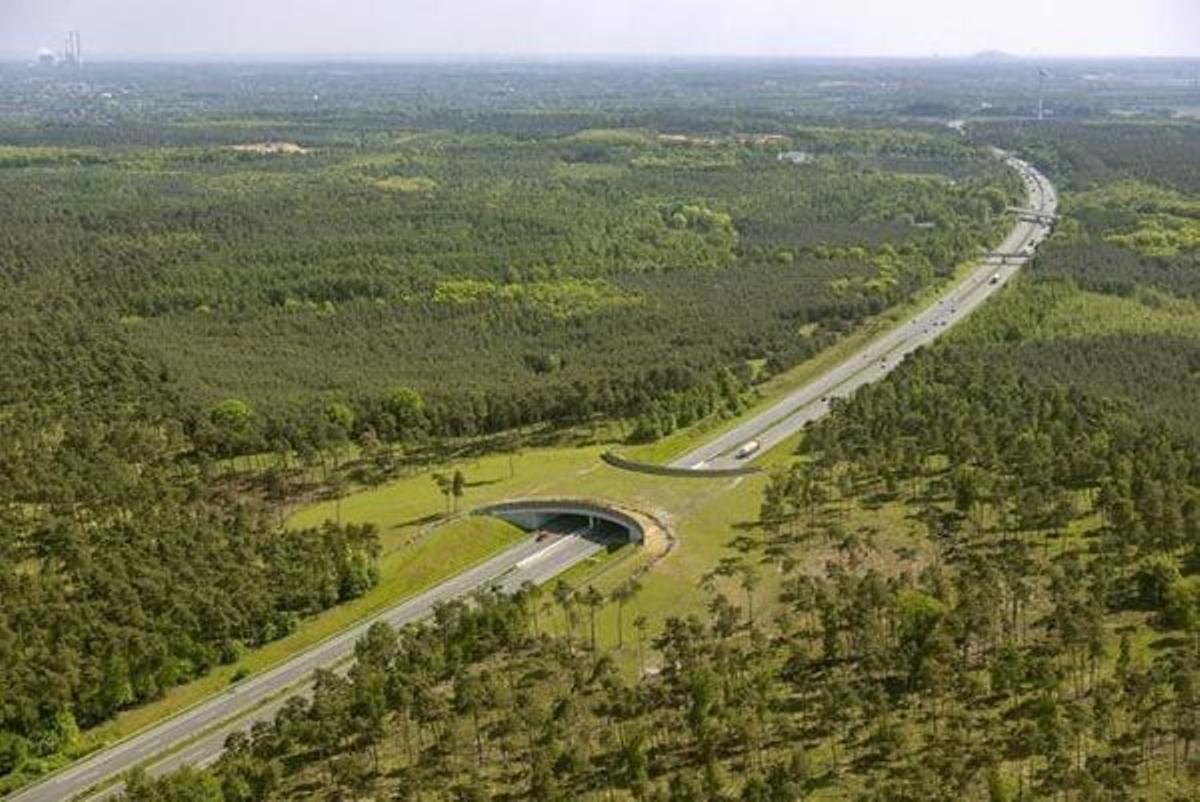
[
  {"x1": 62, "y1": 31, "x2": 82, "y2": 68},
  {"x1": 1037, "y1": 68, "x2": 1048, "y2": 121}
]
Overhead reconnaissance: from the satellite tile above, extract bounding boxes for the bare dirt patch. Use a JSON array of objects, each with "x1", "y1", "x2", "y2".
[
  {"x1": 229, "y1": 141, "x2": 311, "y2": 156},
  {"x1": 374, "y1": 176, "x2": 438, "y2": 193},
  {"x1": 620, "y1": 505, "x2": 672, "y2": 560}
]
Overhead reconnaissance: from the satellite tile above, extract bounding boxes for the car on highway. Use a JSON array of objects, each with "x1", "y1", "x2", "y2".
[
  {"x1": 734, "y1": 440, "x2": 761, "y2": 459},
  {"x1": 989, "y1": 273, "x2": 1001, "y2": 284}
]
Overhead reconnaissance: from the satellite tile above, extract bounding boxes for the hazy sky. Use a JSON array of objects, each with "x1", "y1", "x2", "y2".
[{"x1": 3, "y1": 0, "x2": 1198, "y2": 59}]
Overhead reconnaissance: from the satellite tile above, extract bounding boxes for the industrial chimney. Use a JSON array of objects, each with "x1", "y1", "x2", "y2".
[{"x1": 62, "y1": 31, "x2": 82, "y2": 68}]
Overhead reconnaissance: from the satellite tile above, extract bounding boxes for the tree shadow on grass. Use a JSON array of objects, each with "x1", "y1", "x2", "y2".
[
  {"x1": 1149, "y1": 633, "x2": 1190, "y2": 653},
  {"x1": 465, "y1": 478, "x2": 501, "y2": 488},
  {"x1": 395, "y1": 512, "x2": 442, "y2": 529},
  {"x1": 725, "y1": 534, "x2": 758, "y2": 554}
]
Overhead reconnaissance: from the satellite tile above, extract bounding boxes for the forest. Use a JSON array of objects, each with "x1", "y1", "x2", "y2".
[
  {"x1": 98, "y1": 96, "x2": 1200, "y2": 802},
  {"x1": 0, "y1": 122, "x2": 1016, "y2": 457},
  {"x1": 110, "y1": 339, "x2": 1200, "y2": 800},
  {"x1": 2, "y1": 58, "x2": 1199, "y2": 799},
  {"x1": 0, "y1": 61, "x2": 1024, "y2": 793},
  {"x1": 967, "y1": 118, "x2": 1200, "y2": 437},
  {"x1": 0, "y1": 288, "x2": 383, "y2": 790}
]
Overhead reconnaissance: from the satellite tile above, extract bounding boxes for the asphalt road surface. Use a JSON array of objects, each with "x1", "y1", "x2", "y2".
[
  {"x1": 672, "y1": 152, "x2": 1057, "y2": 472},
  {"x1": 9, "y1": 531, "x2": 602, "y2": 802}
]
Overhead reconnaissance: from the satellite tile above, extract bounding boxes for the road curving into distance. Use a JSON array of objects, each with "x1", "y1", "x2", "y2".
[
  {"x1": 672, "y1": 151, "x2": 1058, "y2": 472},
  {"x1": 6, "y1": 150, "x2": 1056, "y2": 802}
]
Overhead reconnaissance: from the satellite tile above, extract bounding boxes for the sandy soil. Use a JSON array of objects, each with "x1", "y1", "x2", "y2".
[{"x1": 229, "y1": 142, "x2": 311, "y2": 155}]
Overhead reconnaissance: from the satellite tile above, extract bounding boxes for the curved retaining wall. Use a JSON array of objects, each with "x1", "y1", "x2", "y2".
[{"x1": 601, "y1": 450, "x2": 761, "y2": 478}]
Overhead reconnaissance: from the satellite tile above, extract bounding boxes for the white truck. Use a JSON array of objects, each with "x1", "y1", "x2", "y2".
[{"x1": 734, "y1": 440, "x2": 761, "y2": 459}]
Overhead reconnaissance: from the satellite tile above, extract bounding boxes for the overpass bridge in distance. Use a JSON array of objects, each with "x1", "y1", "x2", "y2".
[
  {"x1": 1007, "y1": 206, "x2": 1058, "y2": 225},
  {"x1": 986, "y1": 252, "x2": 1032, "y2": 264},
  {"x1": 476, "y1": 499, "x2": 646, "y2": 544}
]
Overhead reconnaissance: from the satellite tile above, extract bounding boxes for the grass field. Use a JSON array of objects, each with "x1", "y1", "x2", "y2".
[{"x1": 291, "y1": 442, "x2": 775, "y2": 641}]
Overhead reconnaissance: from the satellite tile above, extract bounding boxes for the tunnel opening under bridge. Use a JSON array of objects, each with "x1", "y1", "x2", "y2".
[{"x1": 475, "y1": 499, "x2": 645, "y2": 546}]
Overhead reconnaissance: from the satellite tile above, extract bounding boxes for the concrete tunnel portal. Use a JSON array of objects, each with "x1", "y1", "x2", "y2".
[{"x1": 476, "y1": 499, "x2": 645, "y2": 545}]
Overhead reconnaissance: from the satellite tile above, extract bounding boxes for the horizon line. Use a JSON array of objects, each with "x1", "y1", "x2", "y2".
[{"x1": 2, "y1": 50, "x2": 1199, "y2": 64}]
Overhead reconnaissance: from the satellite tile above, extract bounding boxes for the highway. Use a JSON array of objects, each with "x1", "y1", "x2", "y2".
[
  {"x1": 8, "y1": 151, "x2": 1055, "y2": 802},
  {"x1": 8, "y1": 531, "x2": 602, "y2": 802},
  {"x1": 672, "y1": 152, "x2": 1057, "y2": 471}
]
